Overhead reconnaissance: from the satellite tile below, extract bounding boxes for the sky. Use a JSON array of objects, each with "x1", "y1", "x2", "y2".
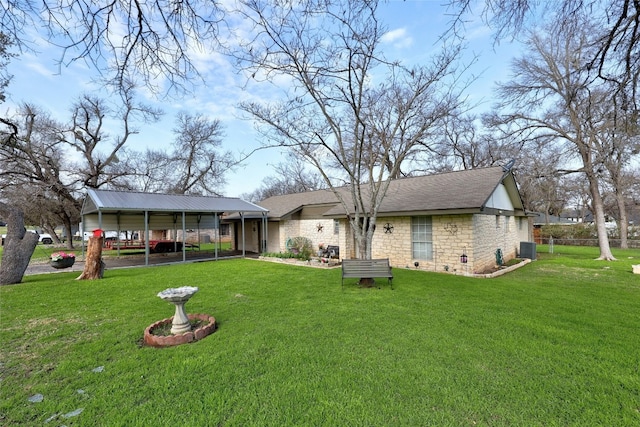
[{"x1": 3, "y1": 0, "x2": 521, "y2": 198}]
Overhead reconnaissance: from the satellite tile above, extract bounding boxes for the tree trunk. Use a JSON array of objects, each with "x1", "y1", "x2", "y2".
[
  {"x1": 0, "y1": 202, "x2": 39, "y2": 285},
  {"x1": 587, "y1": 174, "x2": 616, "y2": 260},
  {"x1": 76, "y1": 236, "x2": 105, "y2": 280},
  {"x1": 63, "y1": 218, "x2": 75, "y2": 250},
  {"x1": 615, "y1": 188, "x2": 629, "y2": 249}
]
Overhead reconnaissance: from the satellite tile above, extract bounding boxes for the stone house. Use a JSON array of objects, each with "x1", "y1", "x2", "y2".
[{"x1": 237, "y1": 166, "x2": 532, "y2": 274}]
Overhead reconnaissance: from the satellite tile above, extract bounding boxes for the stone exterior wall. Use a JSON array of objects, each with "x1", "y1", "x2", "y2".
[
  {"x1": 298, "y1": 219, "x2": 339, "y2": 251},
  {"x1": 267, "y1": 222, "x2": 280, "y2": 253},
  {"x1": 369, "y1": 215, "x2": 475, "y2": 274},
  {"x1": 338, "y1": 219, "x2": 354, "y2": 259},
  {"x1": 283, "y1": 219, "x2": 300, "y2": 243},
  {"x1": 371, "y1": 217, "x2": 412, "y2": 267},
  {"x1": 472, "y1": 214, "x2": 521, "y2": 273},
  {"x1": 270, "y1": 213, "x2": 528, "y2": 274},
  {"x1": 271, "y1": 218, "x2": 339, "y2": 253}
]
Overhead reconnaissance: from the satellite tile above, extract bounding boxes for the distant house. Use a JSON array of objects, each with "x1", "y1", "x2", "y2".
[{"x1": 236, "y1": 166, "x2": 532, "y2": 274}]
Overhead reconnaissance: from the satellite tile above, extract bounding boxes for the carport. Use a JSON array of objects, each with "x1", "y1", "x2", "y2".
[{"x1": 81, "y1": 189, "x2": 269, "y2": 266}]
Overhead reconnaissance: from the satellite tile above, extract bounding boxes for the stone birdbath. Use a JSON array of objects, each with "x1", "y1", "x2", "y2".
[{"x1": 157, "y1": 286, "x2": 199, "y2": 334}]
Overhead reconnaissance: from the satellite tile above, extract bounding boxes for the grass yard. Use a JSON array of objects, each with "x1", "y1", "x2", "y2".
[{"x1": 1, "y1": 246, "x2": 639, "y2": 426}]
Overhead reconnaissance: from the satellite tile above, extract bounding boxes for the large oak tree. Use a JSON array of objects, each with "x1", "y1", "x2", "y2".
[{"x1": 236, "y1": 0, "x2": 465, "y2": 259}]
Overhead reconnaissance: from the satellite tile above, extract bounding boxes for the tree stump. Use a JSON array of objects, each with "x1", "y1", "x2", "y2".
[{"x1": 76, "y1": 236, "x2": 105, "y2": 280}]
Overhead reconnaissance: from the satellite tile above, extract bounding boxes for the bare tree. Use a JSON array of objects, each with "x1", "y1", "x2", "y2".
[
  {"x1": 515, "y1": 144, "x2": 575, "y2": 222},
  {"x1": 126, "y1": 149, "x2": 175, "y2": 193},
  {"x1": 0, "y1": 32, "x2": 14, "y2": 103},
  {"x1": 423, "y1": 113, "x2": 526, "y2": 173},
  {"x1": 242, "y1": 157, "x2": 326, "y2": 202},
  {"x1": 0, "y1": 104, "x2": 81, "y2": 248},
  {"x1": 594, "y1": 97, "x2": 640, "y2": 248},
  {"x1": 62, "y1": 87, "x2": 162, "y2": 189},
  {"x1": 1, "y1": 85, "x2": 162, "y2": 248},
  {"x1": 1, "y1": 1, "x2": 225, "y2": 95},
  {"x1": 166, "y1": 112, "x2": 233, "y2": 195},
  {"x1": 449, "y1": 0, "x2": 639, "y2": 113},
  {"x1": 493, "y1": 22, "x2": 620, "y2": 260},
  {"x1": 236, "y1": 0, "x2": 465, "y2": 259}
]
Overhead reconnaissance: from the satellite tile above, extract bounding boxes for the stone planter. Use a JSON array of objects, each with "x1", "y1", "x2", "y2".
[{"x1": 50, "y1": 258, "x2": 75, "y2": 269}]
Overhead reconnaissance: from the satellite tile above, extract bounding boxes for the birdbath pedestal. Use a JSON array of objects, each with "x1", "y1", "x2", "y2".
[{"x1": 157, "y1": 286, "x2": 199, "y2": 334}]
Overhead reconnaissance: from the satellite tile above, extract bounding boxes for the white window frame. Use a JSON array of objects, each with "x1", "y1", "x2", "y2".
[{"x1": 412, "y1": 216, "x2": 433, "y2": 260}]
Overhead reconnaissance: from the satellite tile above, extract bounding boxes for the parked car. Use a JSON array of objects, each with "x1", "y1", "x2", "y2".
[
  {"x1": 38, "y1": 233, "x2": 54, "y2": 244},
  {"x1": 1, "y1": 231, "x2": 53, "y2": 245}
]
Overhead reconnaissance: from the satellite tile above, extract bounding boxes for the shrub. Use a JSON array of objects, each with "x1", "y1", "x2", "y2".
[
  {"x1": 286, "y1": 236, "x2": 313, "y2": 260},
  {"x1": 539, "y1": 223, "x2": 596, "y2": 239}
]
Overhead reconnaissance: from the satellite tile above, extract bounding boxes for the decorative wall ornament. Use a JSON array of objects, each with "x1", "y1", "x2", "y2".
[
  {"x1": 444, "y1": 223, "x2": 458, "y2": 235},
  {"x1": 383, "y1": 223, "x2": 394, "y2": 234},
  {"x1": 316, "y1": 223, "x2": 324, "y2": 232}
]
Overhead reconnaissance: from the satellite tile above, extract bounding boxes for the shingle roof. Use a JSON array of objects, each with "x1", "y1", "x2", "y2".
[
  {"x1": 258, "y1": 166, "x2": 523, "y2": 219},
  {"x1": 82, "y1": 189, "x2": 268, "y2": 215}
]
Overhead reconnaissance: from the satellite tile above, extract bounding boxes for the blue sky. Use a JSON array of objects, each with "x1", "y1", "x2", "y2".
[{"x1": 3, "y1": 0, "x2": 520, "y2": 198}]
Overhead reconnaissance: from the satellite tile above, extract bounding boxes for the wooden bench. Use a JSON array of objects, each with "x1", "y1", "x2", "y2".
[{"x1": 341, "y1": 258, "x2": 393, "y2": 289}]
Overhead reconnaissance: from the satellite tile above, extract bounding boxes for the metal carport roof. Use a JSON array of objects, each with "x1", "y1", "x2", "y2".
[
  {"x1": 81, "y1": 189, "x2": 269, "y2": 265},
  {"x1": 82, "y1": 189, "x2": 268, "y2": 215}
]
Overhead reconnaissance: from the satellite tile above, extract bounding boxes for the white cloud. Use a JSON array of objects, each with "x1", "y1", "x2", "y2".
[
  {"x1": 24, "y1": 60, "x2": 56, "y2": 78},
  {"x1": 381, "y1": 28, "x2": 413, "y2": 49}
]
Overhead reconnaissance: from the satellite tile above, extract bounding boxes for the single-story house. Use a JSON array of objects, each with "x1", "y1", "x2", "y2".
[{"x1": 235, "y1": 165, "x2": 532, "y2": 274}]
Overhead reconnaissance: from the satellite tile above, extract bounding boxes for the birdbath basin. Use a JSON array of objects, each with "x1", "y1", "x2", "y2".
[{"x1": 157, "y1": 286, "x2": 199, "y2": 334}]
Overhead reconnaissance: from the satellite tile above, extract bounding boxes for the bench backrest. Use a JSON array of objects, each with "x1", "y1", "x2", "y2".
[
  {"x1": 342, "y1": 258, "x2": 391, "y2": 274},
  {"x1": 342, "y1": 258, "x2": 389, "y2": 266}
]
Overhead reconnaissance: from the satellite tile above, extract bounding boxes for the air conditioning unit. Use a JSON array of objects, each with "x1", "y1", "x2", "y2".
[{"x1": 520, "y1": 241, "x2": 536, "y2": 260}]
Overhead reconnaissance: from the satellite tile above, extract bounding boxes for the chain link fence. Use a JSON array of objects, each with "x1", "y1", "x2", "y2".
[{"x1": 536, "y1": 238, "x2": 640, "y2": 249}]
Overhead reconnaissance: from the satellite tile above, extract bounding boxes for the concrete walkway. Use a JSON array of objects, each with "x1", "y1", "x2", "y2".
[{"x1": 24, "y1": 250, "x2": 251, "y2": 276}]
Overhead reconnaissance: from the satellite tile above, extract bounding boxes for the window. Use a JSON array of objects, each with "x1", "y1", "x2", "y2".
[
  {"x1": 496, "y1": 215, "x2": 500, "y2": 229},
  {"x1": 220, "y1": 223, "x2": 230, "y2": 236},
  {"x1": 412, "y1": 216, "x2": 433, "y2": 260},
  {"x1": 505, "y1": 216, "x2": 510, "y2": 232},
  {"x1": 333, "y1": 219, "x2": 339, "y2": 235}
]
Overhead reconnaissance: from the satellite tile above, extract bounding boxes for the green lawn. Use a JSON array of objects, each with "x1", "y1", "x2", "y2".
[{"x1": 1, "y1": 246, "x2": 639, "y2": 426}]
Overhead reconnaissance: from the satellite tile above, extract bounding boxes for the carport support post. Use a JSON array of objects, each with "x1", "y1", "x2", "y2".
[
  {"x1": 116, "y1": 212, "x2": 121, "y2": 257},
  {"x1": 144, "y1": 210, "x2": 150, "y2": 266},
  {"x1": 241, "y1": 213, "x2": 245, "y2": 257},
  {"x1": 214, "y1": 213, "x2": 219, "y2": 260},
  {"x1": 182, "y1": 211, "x2": 186, "y2": 262},
  {"x1": 197, "y1": 214, "x2": 202, "y2": 253},
  {"x1": 262, "y1": 212, "x2": 268, "y2": 253}
]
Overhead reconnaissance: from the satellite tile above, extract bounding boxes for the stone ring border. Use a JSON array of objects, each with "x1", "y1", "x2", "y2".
[{"x1": 144, "y1": 313, "x2": 216, "y2": 347}]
